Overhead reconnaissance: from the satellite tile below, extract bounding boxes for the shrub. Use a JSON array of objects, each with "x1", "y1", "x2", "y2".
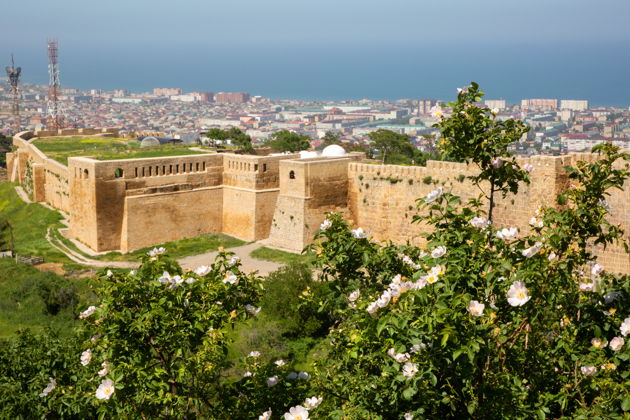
[{"x1": 303, "y1": 84, "x2": 630, "y2": 418}]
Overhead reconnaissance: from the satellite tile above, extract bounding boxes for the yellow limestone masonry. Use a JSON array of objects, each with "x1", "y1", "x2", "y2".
[{"x1": 7, "y1": 130, "x2": 629, "y2": 274}]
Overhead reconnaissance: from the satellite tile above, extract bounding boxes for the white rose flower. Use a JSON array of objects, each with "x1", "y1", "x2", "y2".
[
  {"x1": 266, "y1": 375, "x2": 279, "y2": 387},
  {"x1": 412, "y1": 277, "x2": 427, "y2": 290},
  {"x1": 367, "y1": 302, "x2": 379, "y2": 316},
  {"x1": 491, "y1": 107, "x2": 500, "y2": 115},
  {"x1": 320, "y1": 219, "x2": 332, "y2": 230},
  {"x1": 609, "y1": 337, "x2": 624, "y2": 351},
  {"x1": 491, "y1": 158, "x2": 504, "y2": 168},
  {"x1": 298, "y1": 371, "x2": 310, "y2": 380},
  {"x1": 79, "y1": 306, "x2": 96, "y2": 319},
  {"x1": 410, "y1": 343, "x2": 426, "y2": 353},
  {"x1": 245, "y1": 305, "x2": 261, "y2": 316},
  {"x1": 184, "y1": 277, "x2": 196, "y2": 284},
  {"x1": 194, "y1": 265, "x2": 211, "y2": 276},
  {"x1": 106, "y1": 270, "x2": 113, "y2": 277},
  {"x1": 348, "y1": 290, "x2": 361, "y2": 302},
  {"x1": 548, "y1": 252, "x2": 557, "y2": 262},
  {"x1": 496, "y1": 227, "x2": 518, "y2": 241},
  {"x1": 274, "y1": 359, "x2": 286, "y2": 367},
  {"x1": 98, "y1": 361, "x2": 110, "y2": 377},
  {"x1": 351, "y1": 227, "x2": 369, "y2": 239},
  {"x1": 147, "y1": 247, "x2": 166, "y2": 257},
  {"x1": 95, "y1": 378, "x2": 115, "y2": 400},
  {"x1": 425, "y1": 186, "x2": 443, "y2": 203},
  {"x1": 522, "y1": 242, "x2": 542, "y2": 258},
  {"x1": 158, "y1": 271, "x2": 172, "y2": 285},
  {"x1": 620, "y1": 317, "x2": 630, "y2": 336},
  {"x1": 228, "y1": 256, "x2": 240, "y2": 267},
  {"x1": 529, "y1": 217, "x2": 543, "y2": 228},
  {"x1": 243, "y1": 371, "x2": 253, "y2": 378},
  {"x1": 39, "y1": 377, "x2": 56, "y2": 397},
  {"x1": 248, "y1": 351, "x2": 261, "y2": 358},
  {"x1": 431, "y1": 246, "x2": 447, "y2": 258},
  {"x1": 259, "y1": 410, "x2": 272, "y2": 420},
  {"x1": 467, "y1": 300, "x2": 485, "y2": 317},
  {"x1": 430, "y1": 105, "x2": 444, "y2": 119},
  {"x1": 580, "y1": 366, "x2": 597, "y2": 376},
  {"x1": 404, "y1": 413, "x2": 414, "y2": 420},
  {"x1": 223, "y1": 271, "x2": 238, "y2": 284},
  {"x1": 591, "y1": 263, "x2": 604, "y2": 277},
  {"x1": 284, "y1": 405, "x2": 309, "y2": 420},
  {"x1": 506, "y1": 281, "x2": 531, "y2": 307},
  {"x1": 387, "y1": 348, "x2": 410, "y2": 363},
  {"x1": 402, "y1": 362, "x2": 418, "y2": 378},
  {"x1": 376, "y1": 290, "x2": 392, "y2": 308},
  {"x1": 304, "y1": 396, "x2": 323, "y2": 409},
  {"x1": 80, "y1": 349, "x2": 93, "y2": 366},
  {"x1": 590, "y1": 338, "x2": 606, "y2": 348},
  {"x1": 470, "y1": 217, "x2": 489, "y2": 229},
  {"x1": 579, "y1": 283, "x2": 594, "y2": 292}
]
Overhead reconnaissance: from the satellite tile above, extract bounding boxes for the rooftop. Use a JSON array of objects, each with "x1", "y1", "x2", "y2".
[{"x1": 32, "y1": 136, "x2": 208, "y2": 165}]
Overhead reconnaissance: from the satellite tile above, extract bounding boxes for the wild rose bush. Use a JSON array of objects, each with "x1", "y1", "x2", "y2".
[
  {"x1": 305, "y1": 85, "x2": 630, "y2": 419},
  {"x1": 27, "y1": 249, "x2": 277, "y2": 418}
]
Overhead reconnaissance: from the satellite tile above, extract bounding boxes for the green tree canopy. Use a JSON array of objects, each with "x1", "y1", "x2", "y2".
[
  {"x1": 368, "y1": 129, "x2": 416, "y2": 164},
  {"x1": 267, "y1": 130, "x2": 311, "y2": 152},
  {"x1": 204, "y1": 127, "x2": 254, "y2": 153},
  {"x1": 322, "y1": 131, "x2": 342, "y2": 147}
]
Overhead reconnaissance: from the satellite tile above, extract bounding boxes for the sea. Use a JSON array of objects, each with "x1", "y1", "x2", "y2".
[{"x1": 4, "y1": 43, "x2": 630, "y2": 108}]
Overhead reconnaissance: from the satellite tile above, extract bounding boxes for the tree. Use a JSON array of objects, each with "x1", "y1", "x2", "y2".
[
  {"x1": 225, "y1": 127, "x2": 254, "y2": 153},
  {"x1": 267, "y1": 130, "x2": 311, "y2": 153},
  {"x1": 205, "y1": 128, "x2": 227, "y2": 141},
  {"x1": 0, "y1": 133, "x2": 11, "y2": 168},
  {"x1": 368, "y1": 129, "x2": 415, "y2": 164},
  {"x1": 205, "y1": 128, "x2": 253, "y2": 153},
  {"x1": 322, "y1": 131, "x2": 342, "y2": 147}
]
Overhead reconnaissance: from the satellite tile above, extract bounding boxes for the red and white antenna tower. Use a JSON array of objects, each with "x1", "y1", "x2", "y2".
[
  {"x1": 5, "y1": 54, "x2": 21, "y2": 134},
  {"x1": 46, "y1": 39, "x2": 65, "y2": 129}
]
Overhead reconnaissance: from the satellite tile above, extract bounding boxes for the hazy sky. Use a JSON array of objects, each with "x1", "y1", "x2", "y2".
[
  {"x1": 4, "y1": 0, "x2": 630, "y2": 48},
  {"x1": 2, "y1": 0, "x2": 629, "y2": 103}
]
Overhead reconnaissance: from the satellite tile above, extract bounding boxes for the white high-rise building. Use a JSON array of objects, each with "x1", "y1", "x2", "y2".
[
  {"x1": 560, "y1": 100, "x2": 589, "y2": 111},
  {"x1": 485, "y1": 99, "x2": 507, "y2": 110}
]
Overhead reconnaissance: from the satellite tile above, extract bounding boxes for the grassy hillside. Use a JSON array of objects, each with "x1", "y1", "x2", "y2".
[
  {"x1": 0, "y1": 258, "x2": 88, "y2": 338},
  {"x1": 0, "y1": 182, "x2": 72, "y2": 264}
]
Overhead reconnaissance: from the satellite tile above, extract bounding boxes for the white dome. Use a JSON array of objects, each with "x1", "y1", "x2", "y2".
[
  {"x1": 140, "y1": 136, "x2": 160, "y2": 148},
  {"x1": 299, "y1": 151, "x2": 320, "y2": 159},
  {"x1": 321, "y1": 144, "x2": 347, "y2": 157}
]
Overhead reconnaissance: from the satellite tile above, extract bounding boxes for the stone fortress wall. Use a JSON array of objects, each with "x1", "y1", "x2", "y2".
[
  {"x1": 7, "y1": 129, "x2": 629, "y2": 273},
  {"x1": 341, "y1": 154, "x2": 628, "y2": 273}
]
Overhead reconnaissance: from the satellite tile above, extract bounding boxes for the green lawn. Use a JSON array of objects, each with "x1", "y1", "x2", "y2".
[
  {"x1": 0, "y1": 182, "x2": 73, "y2": 265},
  {"x1": 94, "y1": 234, "x2": 246, "y2": 262},
  {"x1": 0, "y1": 258, "x2": 88, "y2": 338},
  {"x1": 32, "y1": 136, "x2": 207, "y2": 165},
  {"x1": 250, "y1": 246, "x2": 313, "y2": 265}
]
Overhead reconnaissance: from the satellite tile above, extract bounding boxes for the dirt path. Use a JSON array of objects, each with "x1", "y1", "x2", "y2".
[{"x1": 179, "y1": 242, "x2": 281, "y2": 276}]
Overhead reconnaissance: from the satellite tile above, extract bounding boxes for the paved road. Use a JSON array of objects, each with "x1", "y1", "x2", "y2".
[{"x1": 178, "y1": 242, "x2": 281, "y2": 276}]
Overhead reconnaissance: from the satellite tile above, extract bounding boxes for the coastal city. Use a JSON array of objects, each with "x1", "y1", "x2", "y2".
[{"x1": 1, "y1": 79, "x2": 629, "y2": 155}]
